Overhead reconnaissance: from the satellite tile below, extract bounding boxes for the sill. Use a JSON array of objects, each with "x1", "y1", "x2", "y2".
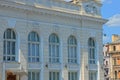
[
  {"x1": 3, "y1": 61, "x2": 20, "y2": 64},
  {"x1": 68, "y1": 63, "x2": 79, "y2": 65},
  {"x1": 49, "y1": 62, "x2": 61, "y2": 64},
  {"x1": 28, "y1": 62, "x2": 41, "y2": 64}
]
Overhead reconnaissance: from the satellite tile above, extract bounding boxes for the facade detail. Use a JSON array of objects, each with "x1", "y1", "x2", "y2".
[
  {"x1": 103, "y1": 44, "x2": 110, "y2": 80},
  {"x1": 104, "y1": 34, "x2": 120, "y2": 80},
  {"x1": 0, "y1": 0, "x2": 106, "y2": 80}
]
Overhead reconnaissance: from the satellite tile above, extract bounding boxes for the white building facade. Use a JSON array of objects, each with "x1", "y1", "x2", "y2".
[{"x1": 0, "y1": 0, "x2": 107, "y2": 80}]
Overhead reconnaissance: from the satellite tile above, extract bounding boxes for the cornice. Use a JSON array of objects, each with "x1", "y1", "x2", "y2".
[{"x1": 0, "y1": 0, "x2": 107, "y2": 24}]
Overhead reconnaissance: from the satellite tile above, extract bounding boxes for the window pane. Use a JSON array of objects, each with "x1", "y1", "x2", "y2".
[
  {"x1": 28, "y1": 43, "x2": 31, "y2": 56},
  {"x1": 52, "y1": 45, "x2": 55, "y2": 57},
  {"x1": 28, "y1": 72, "x2": 31, "y2": 80},
  {"x1": 12, "y1": 42, "x2": 15, "y2": 55},
  {"x1": 89, "y1": 71, "x2": 97, "y2": 80},
  {"x1": 36, "y1": 44, "x2": 39, "y2": 56},
  {"x1": 7, "y1": 56, "x2": 10, "y2": 61},
  {"x1": 12, "y1": 31, "x2": 16, "y2": 39},
  {"x1": 12, "y1": 56, "x2": 15, "y2": 61},
  {"x1": 36, "y1": 72, "x2": 40, "y2": 80},
  {"x1": 7, "y1": 41, "x2": 10, "y2": 55},
  {"x1": 49, "y1": 72, "x2": 59, "y2": 80},
  {"x1": 56, "y1": 45, "x2": 59, "y2": 57},
  {"x1": 68, "y1": 72, "x2": 77, "y2": 80},
  {"x1": 7, "y1": 29, "x2": 11, "y2": 39},
  {"x1": 49, "y1": 45, "x2": 51, "y2": 56},
  {"x1": 32, "y1": 44, "x2": 35, "y2": 56},
  {"x1": 3, "y1": 41, "x2": 6, "y2": 55},
  {"x1": 32, "y1": 58, "x2": 35, "y2": 62},
  {"x1": 31, "y1": 32, "x2": 34, "y2": 41},
  {"x1": 28, "y1": 71, "x2": 40, "y2": 80},
  {"x1": 32, "y1": 72, "x2": 35, "y2": 80}
]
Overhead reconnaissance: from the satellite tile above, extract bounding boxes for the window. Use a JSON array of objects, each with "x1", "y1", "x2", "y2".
[
  {"x1": 28, "y1": 71, "x2": 40, "y2": 80},
  {"x1": 105, "y1": 52, "x2": 107, "y2": 56},
  {"x1": 28, "y1": 32, "x2": 40, "y2": 62},
  {"x1": 113, "y1": 46, "x2": 116, "y2": 51},
  {"x1": 3, "y1": 29, "x2": 16, "y2": 62},
  {"x1": 49, "y1": 34, "x2": 60, "y2": 63},
  {"x1": 49, "y1": 71, "x2": 60, "y2": 80},
  {"x1": 114, "y1": 58, "x2": 116, "y2": 65},
  {"x1": 93, "y1": 7, "x2": 97, "y2": 14},
  {"x1": 68, "y1": 72, "x2": 78, "y2": 80},
  {"x1": 89, "y1": 71, "x2": 97, "y2": 80},
  {"x1": 68, "y1": 36, "x2": 77, "y2": 63},
  {"x1": 115, "y1": 71, "x2": 117, "y2": 79},
  {"x1": 88, "y1": 38, "x2": 96, "y2": 64},
  {"x1": 106, "y1": 61, "x2": 108, "y2": 65}
]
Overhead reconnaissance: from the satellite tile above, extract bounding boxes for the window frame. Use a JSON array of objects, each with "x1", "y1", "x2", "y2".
[
  {"x1": 28, "y1": 31, "x2": 40, "y2": 63},
  {"x1": 88, "y1": 38, "x2": 96, "y2": 64},
  {"x1": 68, "y1": 36, "x2": 77, "y2": 64},
  {"x1": 28, "y1": 71, "x2": 40, "y2": 80},
  {"x1": 68, "y1": 71, "x2": 78, "y2": 80},
  {"x1": 49, "y1": 33, "x2": 60, "y2": 63},
  {"x1": 89, "y1": 71, "x2": 97, "y2": 80},
  {"x1": 49, "y1": 71, "x2": 60, "y2": 80},
  {"x1": 3, "y1": 29, "x2": 16, "y2": 62}
]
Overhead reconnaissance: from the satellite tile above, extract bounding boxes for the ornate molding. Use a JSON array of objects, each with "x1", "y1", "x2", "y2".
[{"x1": 0, "y1": 0, "x2": 107, "y2": 24}]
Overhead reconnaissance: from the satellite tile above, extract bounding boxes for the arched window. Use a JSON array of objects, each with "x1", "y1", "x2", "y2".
[
  {"x1": 3, "y1": 29, "x2": 16, "y2": 61},
  {"x1": 28, "y1": 32, "x2": 40, "y2": 62},
  {"x1": 88, "y1": 38, "x2": 96, "y2": 64},
  {"x1": 68, "y1": 36, "x2": 77, "y2": 63},
  {"x1": 49, "y1": 33, "x2": 59, "y2": 63}
]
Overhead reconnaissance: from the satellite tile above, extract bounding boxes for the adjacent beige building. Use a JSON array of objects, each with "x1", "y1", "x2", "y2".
[
  {"x1": 0, "y1": 0, "x2": 106, "y2": 80},
  {"x1": 106, "y1": 35, "x2": 120, "y2": 80}
]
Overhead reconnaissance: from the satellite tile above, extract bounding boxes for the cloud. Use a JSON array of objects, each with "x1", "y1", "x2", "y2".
[
  {"x1": 102, "y1": 0, "x2": 112, "y2": 4},
  {"x1": 106, "y1": 14, "x2": 120, "y2": 27}
]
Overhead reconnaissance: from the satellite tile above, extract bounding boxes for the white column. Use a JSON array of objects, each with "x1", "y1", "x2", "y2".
[
  {"x1": 97, "y1": 44, "x2": 100, "y2": 80},
  {"x1": 2, "y1": 63, "x2": 5, "y2": 80},
  {"x1": 17, "y1": 34, "x2": 20, "y2": 62},
  {"x1": 41, "y1": 36, "x2": 44, "y2": 80},
  {"x1": 77, "y1": 42, "x2": 80, "y2": 65},
  {"x1": 77, "y1": 42, "x2": 81, "y2": 80},
  {"x1": 60, "y1": 40, "x2": 64, "y2": 80}
]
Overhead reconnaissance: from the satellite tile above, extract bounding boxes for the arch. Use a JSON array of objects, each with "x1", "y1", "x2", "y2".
[
  {"x1": 4, "y1": 29, "x2": 16, "y2": 39},
  {"x1": 49, "y1": 33, "x2": 59, "y2": 43},
  {"x1": 28, "y1": 31, "x2": 39, "y2": 42},
  {"x1": 88, "y1": 37, "x2": 95, "y2": 47},
  {"x1": 68, "y1": 35, "x2": 77, "y2": 45}
]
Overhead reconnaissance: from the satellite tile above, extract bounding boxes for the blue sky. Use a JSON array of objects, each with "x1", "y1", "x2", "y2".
[{"x1": 102, "y1": 0, "x2": 120, "y2": 44}]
